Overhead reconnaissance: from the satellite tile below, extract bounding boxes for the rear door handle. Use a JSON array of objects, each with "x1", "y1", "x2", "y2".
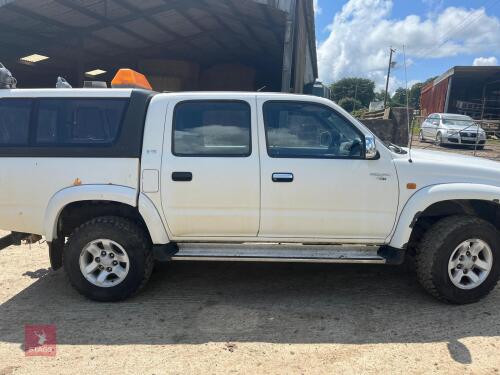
[
  {"x1": 272, "y1": 172, "x2": 294, "y2": 182},
  {"x1": 172, "y1": 172, "x2": 192, "y2": 182}
]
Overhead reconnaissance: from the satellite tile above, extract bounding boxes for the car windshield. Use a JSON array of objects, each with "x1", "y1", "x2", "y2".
[{"x1": 442, "y1": 116, "x2": 474, "y2": 126}]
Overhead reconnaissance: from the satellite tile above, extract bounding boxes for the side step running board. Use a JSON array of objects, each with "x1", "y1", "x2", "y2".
[{"x1": 153, "y1": 243, "x2": 405, "y2": 265}]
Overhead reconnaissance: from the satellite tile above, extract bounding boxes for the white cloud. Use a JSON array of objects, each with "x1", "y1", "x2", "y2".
[
  {"x1": 473, "y1": 56, "x2": 498, "y2": 66},
  {"x1": 422, "y1": 0, "x2": 444, "y2": 16},
  {"x1": 317, "y1": 0, "x2": 500, "y2": 90},
  {"x1": 313, "y1": 0, "x2": 322, "y2": 15}
]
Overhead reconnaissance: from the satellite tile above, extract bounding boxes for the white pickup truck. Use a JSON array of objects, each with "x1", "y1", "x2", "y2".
[{"x1": 0, "y1": 84, "x2": 499, "y2": 303}]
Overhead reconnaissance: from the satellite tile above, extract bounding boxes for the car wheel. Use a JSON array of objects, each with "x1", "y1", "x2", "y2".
[
  {"x1": 63, "y1": 216, "x2": 154, "y2": 302},
  {"x1": 476, "y1": 146, "x2": 484, "y2": 150},
  {"x1": 435, "y1": 133, "x2": 443, "y2": 146},
  {"x1": 419, "y1": 130, "x2": 425, "y2": 142},
  {"x1": 415, "y1": 215, "x2": 499, "y2": 304}
]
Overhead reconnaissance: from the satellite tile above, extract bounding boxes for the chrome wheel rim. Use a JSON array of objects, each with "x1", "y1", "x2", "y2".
[
  {"x1": 448, "y1": 239, "x2": 493, "y2": 290},
  {"x1": 419, "y1": 131, "x2": 424, "y2": 141},
  {"x1": 79, "y1": 239, "x2": 130, "y2": 288}
]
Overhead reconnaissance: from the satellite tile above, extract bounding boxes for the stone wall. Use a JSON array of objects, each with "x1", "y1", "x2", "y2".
[{"x1": 361, "y1": 107, "x2": 412, "y2": 146}]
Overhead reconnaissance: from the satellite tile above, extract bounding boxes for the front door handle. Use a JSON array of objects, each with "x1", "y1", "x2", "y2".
[
  {"x1": 272, "y1": 172, "x2": 294, "y2": 182},
  {"x1": 172, "y1": 172, "x2": 192, "y2": 182}
]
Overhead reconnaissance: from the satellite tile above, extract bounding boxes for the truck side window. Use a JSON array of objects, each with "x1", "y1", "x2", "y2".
[
  {"x1": 36, "y1": 99, "x2": 128, "y2": 145},
  {"x1": 173, "y1": 101, "x2": 251, "y2": 157},
  {"x1": 263, "y1": 101, "x2": 364, "y2": 158},
  {"x1": 0, "y1": 99, "x2": 32, "y2": 146}
]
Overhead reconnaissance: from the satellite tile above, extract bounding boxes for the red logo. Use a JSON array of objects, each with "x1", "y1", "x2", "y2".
[{"x1": 25, "y1": 325, "x2": 56, "y2": 357}]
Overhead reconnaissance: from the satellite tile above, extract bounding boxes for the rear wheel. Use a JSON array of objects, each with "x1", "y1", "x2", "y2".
[
  {"x1": 63, "y1": 216, "x2": 154, "y2": 302},
  {"x1": 415, "y1": 215, "x2": 499, "y2": 304}
]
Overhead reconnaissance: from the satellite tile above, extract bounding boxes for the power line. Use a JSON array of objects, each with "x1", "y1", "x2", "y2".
[
  {"x1": 414, "y1": 0, "x2": 496, "y2": 58},
  {"x1": 412, "y1": 0, "x2": 500, "y2": 60}
]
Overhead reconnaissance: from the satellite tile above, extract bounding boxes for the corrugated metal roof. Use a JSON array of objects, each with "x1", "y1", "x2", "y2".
[
  {"x1": 433, "y1": 66, "x2": 500, "y2": 86},
  {"x1": 0, "y1": 0, "x2": 297, "y2": 69}
]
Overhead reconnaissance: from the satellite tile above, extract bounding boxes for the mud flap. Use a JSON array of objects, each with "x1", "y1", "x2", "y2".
[{"x1": 48, "y1": 238, "x2": 64, "y2": 270}]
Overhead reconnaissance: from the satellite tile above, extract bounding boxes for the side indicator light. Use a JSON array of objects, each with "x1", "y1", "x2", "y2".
[
  {"x1": 111, "y1": 68, "x2": 152, "y2": 90},
  {"x1": 407, "y1": 183, "x2": 417, "y2": 190}
]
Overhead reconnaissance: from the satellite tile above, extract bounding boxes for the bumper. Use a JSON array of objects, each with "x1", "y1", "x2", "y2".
[{"x1": 443, "y1": 136, "x2": 486, "y2": 146}]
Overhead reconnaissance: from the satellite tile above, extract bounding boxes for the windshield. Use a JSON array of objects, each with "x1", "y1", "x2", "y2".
[
  {"x1": 441, "y1": 114, "x2": 474, "y2": 126},
  {"x1": 442, "y1": 118, "x2": 474, "y2": 126}
]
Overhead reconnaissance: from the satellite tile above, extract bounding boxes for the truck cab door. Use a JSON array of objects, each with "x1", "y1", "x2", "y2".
[
  {"x1": 257, "y1": 97, "x2": 399, "y2": 242},
  {"x1": 160, "y1": 95, "x2": 260, "y2": 238}
]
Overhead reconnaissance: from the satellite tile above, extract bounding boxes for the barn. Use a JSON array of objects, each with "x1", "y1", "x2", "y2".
[
  {"x1": 0, "y1": 0, "x2": 318, "y2": 93},
  {"x1": 420, "y1": 66, "x2": 500, "y2": 121}
]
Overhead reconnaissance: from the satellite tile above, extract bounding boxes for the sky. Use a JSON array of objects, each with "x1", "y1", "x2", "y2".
[{"x1": 314, "y1": 0, "x2": 500, "y2": 93}]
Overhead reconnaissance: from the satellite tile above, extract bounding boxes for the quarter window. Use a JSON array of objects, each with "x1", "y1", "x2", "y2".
[
  {"x1": 263, "y1": 101, "x2": 364, "y2": 158},
  {"x1": 0, "y1": 99, "x2": 32, "y2": 145},
  {"x1": 35, "y1": 99, "x2": 128, "y2": 145},
  {"x1": 173, "y1": 101, "x2": 251, "y2": 156}
]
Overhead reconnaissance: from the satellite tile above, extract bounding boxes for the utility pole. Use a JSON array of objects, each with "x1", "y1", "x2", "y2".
[{"x1": 384, "y1": 47, "x2": 396, "y2": 108}]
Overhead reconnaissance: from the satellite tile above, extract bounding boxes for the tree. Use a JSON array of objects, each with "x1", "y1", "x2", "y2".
[
  {"x1": 409, "y1": 83, "x2": 423, "y2": 109},
  {"x1": 391, "y1": 87, "x2": 407, "y2": 107},
  {"x1": 373, "y1": 90, "x2": 386, "y2": 102},
  {"x1": 338, "y1": 97, "x2": 363, "y2": 113},
  {"x1": 329, "y1": 78, "x2": 375, "y2": 108}
]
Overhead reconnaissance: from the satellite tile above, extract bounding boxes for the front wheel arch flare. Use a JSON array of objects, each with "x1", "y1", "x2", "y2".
[{"x1": 388, "y1": 183, "x2": 500, "y2": 249}]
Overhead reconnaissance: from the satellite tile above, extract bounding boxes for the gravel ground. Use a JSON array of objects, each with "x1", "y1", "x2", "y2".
[
  {"x1": 0, "y1": 235, "x2": 499, "y2": 375},
  {"x1": 412, "y1": 136, "x2": 500, "y2": 161},
  {"x1": 1, "y1": 145, "x2": 499, "y2": 374}
]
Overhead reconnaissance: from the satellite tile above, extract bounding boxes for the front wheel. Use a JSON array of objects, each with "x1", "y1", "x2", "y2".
[
  {"x1": 63, "y1": 216, "x2": 154, "y2": 302},
  {"x1": 419, "y1": 130, "x2": 425, "y2": 142},
  {"x1": 415, "y1": 215, "x2": 499, "y2": 304},
  {"x1": 435, "y1": 132, "x2": 443, "y2": 146}
]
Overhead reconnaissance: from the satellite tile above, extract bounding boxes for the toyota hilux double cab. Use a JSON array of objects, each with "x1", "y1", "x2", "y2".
[{"x1": 0, "y1": 70, "x2": 499, "y2": 304}]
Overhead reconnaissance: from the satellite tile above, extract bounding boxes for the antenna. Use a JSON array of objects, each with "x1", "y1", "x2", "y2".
[{"x1": 403, "y1": 45, "x2": 414, "y2": 163}]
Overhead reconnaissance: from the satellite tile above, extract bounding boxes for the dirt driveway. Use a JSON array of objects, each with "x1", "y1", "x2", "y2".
[
  {"x1": 1, "y1": 236, "x2": 499, "y2": 374},
  {"x1": 413, "y1": 136, "x2": 500, "y2": 161},
  {"x1": 1, "y1": 143, "x2": 499, "y2": 374}
]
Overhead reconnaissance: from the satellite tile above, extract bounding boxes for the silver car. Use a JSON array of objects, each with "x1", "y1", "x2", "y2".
[{"x1": 419, "y1": 113, "x2": 487, "y2": 149}]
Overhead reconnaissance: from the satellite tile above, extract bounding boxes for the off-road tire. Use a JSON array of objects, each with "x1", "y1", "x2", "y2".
[
  {"x1": 63, "y1": 216, "x2": 154, "y2": 302},
  {"x1": 415, "y1": 215, "x2": 499, "y2": 304}
]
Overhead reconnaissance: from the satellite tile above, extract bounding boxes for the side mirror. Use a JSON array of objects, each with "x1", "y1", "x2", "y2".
[{"x1": 365, "y1": 135, "x2": 379, "y2": 160}]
